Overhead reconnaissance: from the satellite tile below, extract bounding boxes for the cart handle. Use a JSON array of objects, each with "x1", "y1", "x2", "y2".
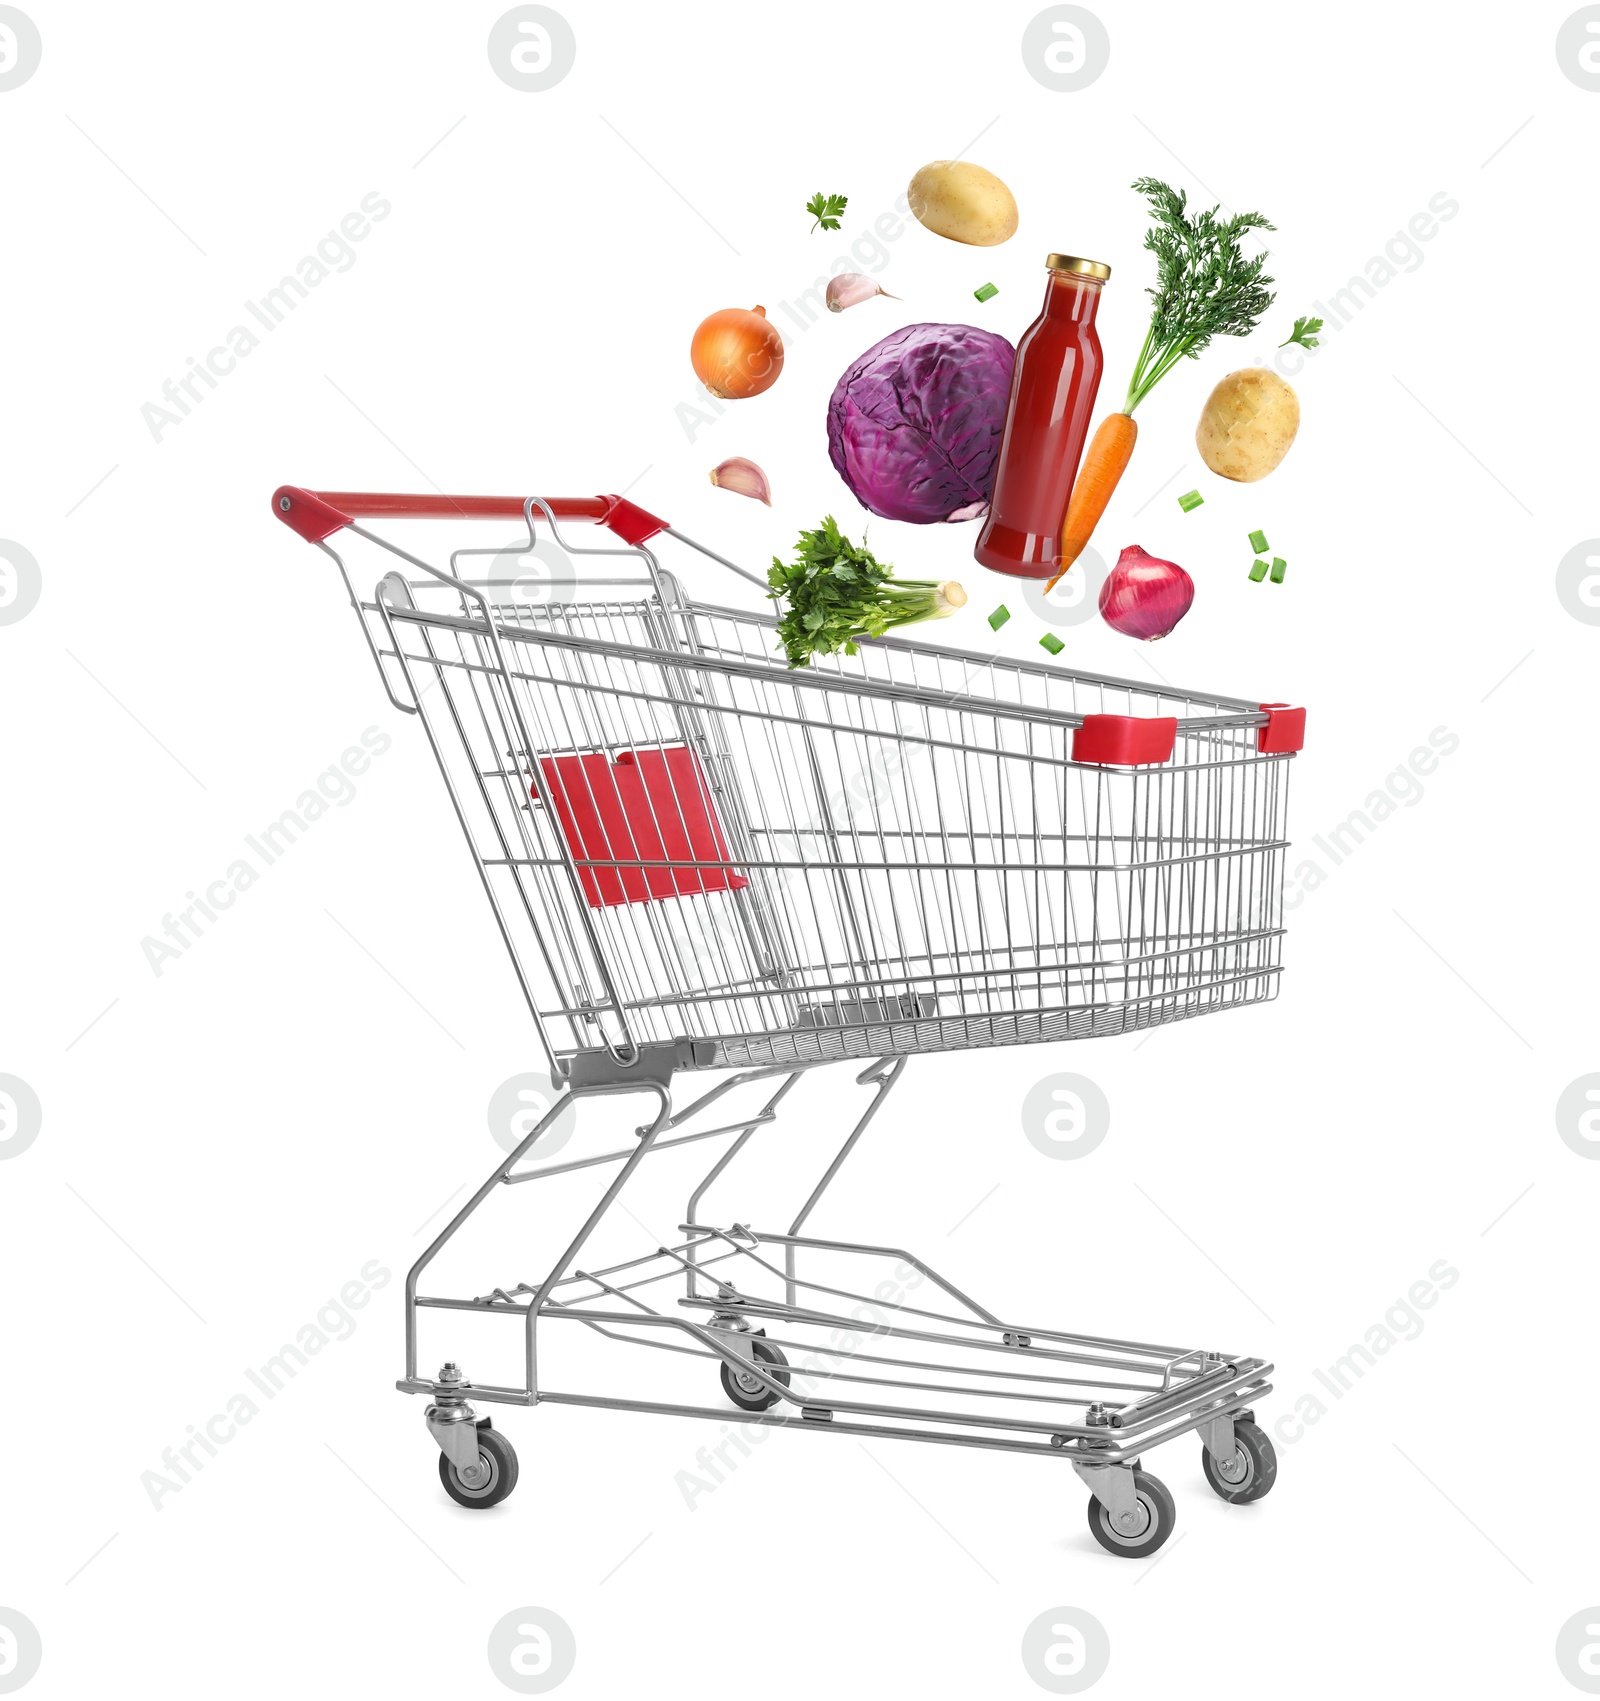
[{"x1": 271, "y1": 486, "x2": 669, "y2": 548}]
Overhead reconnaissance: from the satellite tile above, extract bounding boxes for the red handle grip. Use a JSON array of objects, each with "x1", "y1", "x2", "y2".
[{"x1": 271, "y1": 486, "x2": 668, "y2": 548}]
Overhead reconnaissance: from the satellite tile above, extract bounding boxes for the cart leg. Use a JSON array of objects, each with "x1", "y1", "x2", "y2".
[
  {"x1": 403, "y1": 1090, "x2": 578, "y2": 1384},
  {"x1": 784, "y1": 1056, "x2": 906, "y2": 1307},
  {"x1": 522, "y1": 1082, "x2": 673, "y2": 1395},
  {"x1": 684, "y1": 1072, "x2": 803, "y2": 1301}
]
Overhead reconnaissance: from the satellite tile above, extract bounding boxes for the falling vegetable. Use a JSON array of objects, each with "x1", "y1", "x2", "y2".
[
  {"x1": 806, "y1": 191, "x2": 848, "y2": 233},
  {"x1": 1269, "y1": 556, "x2": 1287, "y2": 584},
  {"x1": 690, "y1": 306, "x2": 785, "y2": 400},
  {"x1": 1098, "y1": 544, "x2": 1194, "y2": 641},
  {"x1": 974, "y1": 282, "x2": 999, "y2": 303},
  {"x1": 1279, "y1": 315, "x2": 1323, "y2": 350},
  {"x1": 908, "y1": 160, "x2": 1018, "y2": 247},
  {"x1": 827, "y1": 322, "x2": 1015, "y2": 524},
  {"x1": 1039, "y1": 632, "x2": 1065, "y2": 655},
  {"x1": 1177, "y1": 489, "x2": 1204, "y2": 512},
  {"x1": 988, "y1": 604, "x2": 1011, "y2": 630},
  {"x1": 1052, "y1": 413, "x2": 1138, "y2": 585},
  {"x1": 1196, "y1": 369, "x2": 1300, "y2": 482},
  {"x1": 1043, "y1": 180, "x2": 1276, "y2": 592},
  {"x1": 1248, "y1": 528, "x2": 1269, "y2": 553},
  {"x1": 826, "y1": 273, "x2": 899, "y2": 313},
  {"x1": 1248, "y1": 558, "x2": 1269, "y2": 582},
  {"x1": 708, "y1": 457, "x2": 772, "y2": 505},
  {"x1": 767, "y1": 517, "x2": 966, "y2": 668}
]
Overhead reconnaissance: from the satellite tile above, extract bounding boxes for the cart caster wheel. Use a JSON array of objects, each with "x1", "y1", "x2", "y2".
[
  {"x1": 720, "y1": 1335, "x2": 790, "y2": 1412},
  {"x1": 439, "y1": 1425, "x2": 519, "y2": 1509},
  {"x1": 1201, "y1": 1418, "x2": 1276, "y2": 1505},
  {"x1": 1085, "y1": 1470, "x2": 1175, "y2": 1559}
]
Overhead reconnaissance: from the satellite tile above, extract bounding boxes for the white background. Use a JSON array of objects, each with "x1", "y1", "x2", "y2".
[{"x1": 3, "y1": 1, "x2": 1597, "y2": 1695}]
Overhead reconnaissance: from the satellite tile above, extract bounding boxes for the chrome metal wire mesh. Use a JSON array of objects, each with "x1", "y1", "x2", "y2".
[{"x1": 347, "y1": 529, "x2": 1294, "y2": 1074}]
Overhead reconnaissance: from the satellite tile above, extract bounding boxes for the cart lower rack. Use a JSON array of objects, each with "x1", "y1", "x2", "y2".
[{"x1": 273, "y1": 484, "x2": 1303, "y2": 1556}]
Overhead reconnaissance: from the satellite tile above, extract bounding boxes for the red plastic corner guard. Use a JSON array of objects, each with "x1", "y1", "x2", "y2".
[
  {"x1": 1072, "y1": 714, "x2": 1178, "y2": 767},
  {"x1": 272, "y1": 485, "x2": 352, "y2": 544},
  {"x1": 598, "y1": 495, "x2": 668, "y2": 546},
  {"x1": 1257, "y1": 703, "x2": 1307, "y2": 754}
]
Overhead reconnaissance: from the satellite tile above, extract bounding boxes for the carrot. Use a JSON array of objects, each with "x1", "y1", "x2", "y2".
[{"x1": 1044, "y1": 412, "x2": 1137, "y2": 591}]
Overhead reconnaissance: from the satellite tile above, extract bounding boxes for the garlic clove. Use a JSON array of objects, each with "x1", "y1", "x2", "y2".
[
  {"x1": 708, "y1": 456, "x2": 772, "y2": 506},
  {"x1": 826, "y1": 272, "x2": 900, "y2": 312}
]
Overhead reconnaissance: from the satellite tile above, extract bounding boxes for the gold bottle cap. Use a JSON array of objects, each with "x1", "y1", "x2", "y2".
[{"x1": 1047, "y1": 254, "x2": 1111, "y2": 279}]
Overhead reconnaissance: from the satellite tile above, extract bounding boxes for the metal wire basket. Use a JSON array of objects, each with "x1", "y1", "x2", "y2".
[{"x1": 278, "y1": 486, "x2": 1302, "y2": 1078}]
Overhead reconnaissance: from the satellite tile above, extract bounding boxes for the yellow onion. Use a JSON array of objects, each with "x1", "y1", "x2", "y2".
[{"x1": 691, "y1": 305, "x2": 784, "y2": 400}]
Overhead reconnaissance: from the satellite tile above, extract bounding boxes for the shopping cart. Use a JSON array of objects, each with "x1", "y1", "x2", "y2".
[{"x1": 273, "y1": 484, "x2": 1306, "y2": 1557}]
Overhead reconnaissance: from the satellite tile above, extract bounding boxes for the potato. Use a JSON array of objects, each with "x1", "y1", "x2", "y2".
[
  {"x1": 907, "y1": 160, "x2": 1018, "y2": 248},
  {"x1": 1195, "y1": 368, "x2": 1300, "y2": 483}
]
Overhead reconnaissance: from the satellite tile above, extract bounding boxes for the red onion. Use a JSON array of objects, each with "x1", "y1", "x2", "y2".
[{"x1": 1098, "y1": 544, "x2": 1194, "y2": 640}]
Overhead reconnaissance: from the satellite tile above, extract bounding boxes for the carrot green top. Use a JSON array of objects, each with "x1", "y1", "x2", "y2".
[{"x1": 1121, "y1": 178, "x2": 1276, "y2": 415}]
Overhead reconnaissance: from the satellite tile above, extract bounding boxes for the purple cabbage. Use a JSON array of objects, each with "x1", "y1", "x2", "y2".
[{"x1": 826, "y1": 322, "x2": 1015, "y2": 525}]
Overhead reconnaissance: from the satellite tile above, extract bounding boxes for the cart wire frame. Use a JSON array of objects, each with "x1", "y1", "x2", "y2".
[{"x1": 273, "y1": 486, "x2": 1296, "y2": 1550}]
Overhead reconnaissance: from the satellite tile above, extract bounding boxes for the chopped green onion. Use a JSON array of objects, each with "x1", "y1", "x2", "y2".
[
  {"x1": 1178, "y1": 489, "x2": 1204, "y2": 512},
  {"x1": 987, "y1": 604, "x2": 1011, "y2": 630},
  {"x1": 1269, "y1": 556, "x2": 1287, "y2": 584},
  {"x1": 974, "y1": 282, "x2": 999, "y2": 303},
  {"x1": 1248, "y1": 528, "x2": 1269, "y2": 554},
  {"x1": 1248, "y1": 558, "x2": 1269, "y2": 582},
  {"x1": 1039, "y1": 632, "x2": 1065, "y2": 655}
]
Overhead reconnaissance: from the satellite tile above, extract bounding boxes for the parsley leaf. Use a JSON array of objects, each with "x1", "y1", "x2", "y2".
[
  {"x1": 805, "y1": 191, "x2": 848, "y2": 233},
  {"x1": 1278, "y1": 314, "x2": 1323, "y2": 350}
]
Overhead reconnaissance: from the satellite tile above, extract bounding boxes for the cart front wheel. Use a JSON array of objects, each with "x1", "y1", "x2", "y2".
[
  {"x1": 1201, "y1": 1418, "x2": 1277, "y2": 1505},
  {"x1": 439, "y1": 1424, "x2": 518, "y2": 1509},
  {"x1": 720, "y1": 1336, "x2": 790, "y2": 1413},
  {"x1": 1085, "y1": 1470, "x2": 1175, "y2": 1559}
]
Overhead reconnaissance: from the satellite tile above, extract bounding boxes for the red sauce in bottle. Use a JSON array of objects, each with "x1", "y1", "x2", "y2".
[{"x1": 975, "y1": 256, "x2": 1110, "y2": 579}]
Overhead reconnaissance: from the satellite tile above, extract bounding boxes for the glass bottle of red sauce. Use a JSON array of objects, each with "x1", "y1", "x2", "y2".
[{"x1": 975, "y1": 255, "x2": 1111, "y2": 578}]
